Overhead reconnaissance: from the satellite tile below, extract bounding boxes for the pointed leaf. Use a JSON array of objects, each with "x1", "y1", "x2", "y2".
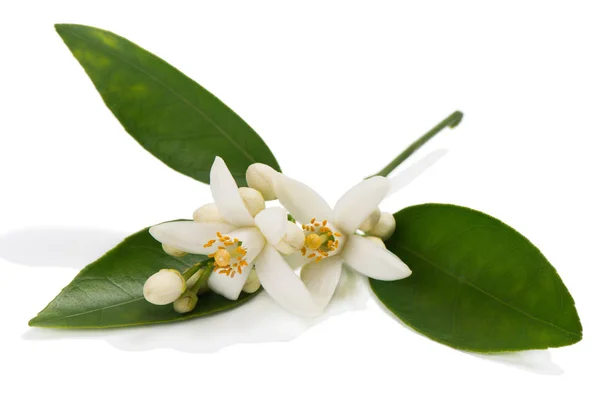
[
  {"x1": 29, "y1": 223, "x2": 258, "y2": 328},
  {"x1": 54, "y1": 24, "x2": 280, "y2": 185},
  {"x1": 370, "y1": 204, "x2": 582, "y2": 352}
]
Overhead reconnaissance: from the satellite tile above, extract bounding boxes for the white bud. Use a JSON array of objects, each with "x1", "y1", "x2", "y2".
[
  {"x1": 193, "y1": 203, "x2": 225, "y2": 223},
  {"x1": 246, "y1": 163, "x2": 278, "y2": 201},
  {"x1": 239, "y1": 187, "x2": 265, "y2": 217},
  {"x1": 173, "y1": 290, "x2": 198, "y2": 314},
  {"x1": 275, "y1": 221, "x2": 305, "y2": 255},
  {"x1": 359, "y1": 208, "x2": 381, "y2": 232},
  {"x1": 143, "y1": 269, "x2": 186, "y2": 305},
  {"x1": 366, "y1": 236, "x2": 386, "y2": 249},
  {"x1": 369, "y1": 212, "x2": 396, "y2": 241},
  {"x1": 162, "y1": 243, "x2": 187, "y2": 257},
  {"x1": 242, "y1": 269, "x2": 261, "y2": 293}
]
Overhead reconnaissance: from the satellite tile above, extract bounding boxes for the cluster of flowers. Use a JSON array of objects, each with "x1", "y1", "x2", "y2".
[{"x1": 143, "y1": 157, "x2": 411, "y2": 316}]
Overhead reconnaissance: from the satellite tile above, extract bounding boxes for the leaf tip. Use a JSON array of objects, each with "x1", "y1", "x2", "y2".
[{"x1": 28, "y1": 316, "x2": 41, "y2": 327}]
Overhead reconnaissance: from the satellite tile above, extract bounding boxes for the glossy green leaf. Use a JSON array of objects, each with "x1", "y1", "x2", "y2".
[
  {"x1": 371, "y1": 204, "x2": 582, "y2": 352},
  {"x1": 29, "y1": 223, "x2": 258, "y2": 328},
  {"x1": 55, "y1": 24, "x2": 280, "y2": 185}
]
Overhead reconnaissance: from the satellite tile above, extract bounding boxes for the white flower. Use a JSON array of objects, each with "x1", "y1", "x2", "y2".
[
  {"x1": 273, "y1": 173, "x2": 412, "y2": 311},
  {"x1": 148, "y1": 157, "x2": 323, "y2": 316}
]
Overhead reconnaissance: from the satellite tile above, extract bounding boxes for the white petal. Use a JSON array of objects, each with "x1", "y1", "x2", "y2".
[
  {"x1": 387, "y1": 149, "x2": 447, "y2": 197},
  {"x1": 341, "y1": 234, "x2": 412, "y2": 280},
  {"x1": 300, "y1": 256, "x2": 343, "y2": 309},
  {"x1": 273, "y1": 173, "x2": 333, "y2": 224},
  {"x1": 210, "y1": 157, "x2": 255, "y2": 227},
  {"x1": 228, "y1": 227, "x2": 266, "y2": 265},
  {"x1": 254, "y1": 207, "x2": 287, "y2": 245},
  {"x1": 149, "y1": 221, "x2": 235, "y2": 254},
  {"x1": 254, "y1": 244, "x2": 322, "y2": 316},
  {"x1": 333, "y1": 176, "x2": 390, "y2": 235},
  {"x1": 207, "y1": 227, "x2": 266, "y2": 300},
  {"x1": 283, "y1": 251, "x2": 310, "y2": 270}
]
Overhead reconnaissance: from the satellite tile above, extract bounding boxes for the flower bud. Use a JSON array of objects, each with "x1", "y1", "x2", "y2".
[
  {"x1": 366, "y1": 236, "x2": 386, "y2": 249},
  {"x1": 193, "y1": 203, "x2": 225, "y2": 223},
  {"x1": 242, "y1": 268, "x2": 261, "y2": 293},
  {"x1": 162, "y1": 243, "x2": 187, "y2": 257},
  {"x1": 359, "y1": 208, "x2": 381, "y2": 232},
  {"x1": 275, "y1": 221, "x2": 305, "y2": 255},
  {"x1": 143, "y1": 269, "x2": 186, "y2": 305},
  {"x1": 368, "y1": 212, "x2": 396, "y2": 241},
  {"x1": 239, "y1": 187, "x2": 265, "y2": 217},
  {"x1": 173, "y1": 290, "x2": 199, "y2": 314},
  {"x1": 246, "y1": 163, "x2": 278, "y2": 201}
]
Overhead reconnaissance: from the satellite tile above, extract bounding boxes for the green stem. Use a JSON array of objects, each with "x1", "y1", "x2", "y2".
[
  {"x1": 182, "y1": 264, "x2": 200, "y2": 281},
  {"x1": 191, "y1": 262, "x2": 215, "y2": 295},
  {"x1": 368, "y1": 110, "x2": 463, "y2": 178},
  {"x1": 181, "y1": 260, "x2": 210, "y2": 281}
]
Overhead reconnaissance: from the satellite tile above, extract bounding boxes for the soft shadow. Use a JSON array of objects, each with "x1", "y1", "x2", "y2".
[
  {"x1": 368, "y1": 287, "x2": 563, "y2": 375},
  {"x1": 0, "y1": 228, "x2": 126, "y2": 268},
  {"x1": 23, "y1": 268, "x2": 370, "y2": 353},
  {"x1": 469, "y1": 350, "x2": 563, "y2": 375}
]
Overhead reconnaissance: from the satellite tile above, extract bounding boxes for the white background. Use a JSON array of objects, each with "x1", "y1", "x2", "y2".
[{"x1": 1, "y1": 1, "x2": 599, "y2": 394}]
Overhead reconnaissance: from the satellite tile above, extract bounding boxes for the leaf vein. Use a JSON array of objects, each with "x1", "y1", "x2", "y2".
[{"x1": 399, "y1": 244, "x2": 579, "y2": 338}]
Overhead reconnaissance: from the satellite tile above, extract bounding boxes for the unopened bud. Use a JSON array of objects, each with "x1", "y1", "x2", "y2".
[
  {"x1": 246, "y1": 163, "x2": 278, "y2": 201},
  {"x1": 173, "y1": 290, "x2": 198, "y2": 313},
  {"x1": 242, "y1": 268, "x2": 261, "y2": 293},
  {"x1": 162, "y1": 243, "x2": 187, "y2": 257},
  {"x1": 366, "y1": 236, "x2": 386, "y2": 249},
  {"x1": 193, "y1": 203, "x2": 225, "y2": 223},
  {"x1": 359, "y1": 208, "x2": 381, "y2": 232},
  {"x1": 275, "y1": 221, "x2": 305, "y2": 255},
  {"x1": 239, "y1": 187, "x2": 265, "y2": 217},
  {"x1": 143, "y1": 269, "x2": 186, "y2": 305},
  {"x1": 368, "y1": 212, "x2": 396, "y2": 241}
]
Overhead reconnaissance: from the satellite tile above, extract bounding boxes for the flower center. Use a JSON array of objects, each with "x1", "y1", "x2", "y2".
[
  {"x1": 204, "y1": 232, "x2": 249, "y2": 278},
  {"x1": 214, "y1": 249, "x2": 231, "y2": 267},
  {"x1": 301, "y1": 218, "x2": 343, "y2": 262}
]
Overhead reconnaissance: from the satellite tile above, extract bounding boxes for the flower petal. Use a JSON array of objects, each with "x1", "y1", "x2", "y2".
[
  {"x1": 341, "y1": 234, "x2": 412, "y2": 280},
  {"x1": 273, "y1": 173, "x2": 332, "y2": 224},
  {"x1": 254, "y1": 244, "x2": 322, "y2": 316},
  {"x1": 254, "y1": 207, "x2": 287, "y2": 245},
  {"x1": 149, "y1": 221, "x2": 235, "y2": 254},
  {"x1": 387, "y1": 149, "x2": 447, "y2": 197},
  {"x1": 333, "y1": 176, "x2": 390, "y2": 235},
  {"x1": 207, "y1": 227, "x2": 266, "y2": 300},
  {"x1": 300, "y1": 256, "x2": 343, "y2": 309},
  {"x1": 210, "y1": 156, "x2": 255, "y2": 227},
  {"x1": 284, "y1": 251, "x2": 310, "y2": 270}
]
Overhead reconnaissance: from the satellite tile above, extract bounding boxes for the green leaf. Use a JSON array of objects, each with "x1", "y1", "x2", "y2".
[
  {"x1": 370, "y1": 204, "x2": 582, "y2": 352},
  {"x1": 29, "y1": 223, "x2": 258, "y2": 328},
  {"x1": 54, "y1": 24, "x2": 280, "y2": 185}
]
